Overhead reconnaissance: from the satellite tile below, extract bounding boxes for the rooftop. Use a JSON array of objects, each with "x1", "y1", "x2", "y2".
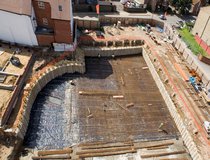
[
  {"x1": 0, "y1": 0, "x2": 72, "y2": 20},
  {"x1": 0, "y1": 0, "x2": 31, "y2": 15},
  {"x1": 42, "y1": 0, "x2": 72, "y2": 21}
]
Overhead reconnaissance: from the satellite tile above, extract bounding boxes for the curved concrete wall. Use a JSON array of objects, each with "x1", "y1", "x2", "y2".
[
  {"x1": 14, "y1": 60, "x2": 85, "y2": 139},
  {"x1": 143, "y1": 49, "x2": 203, "y2": 160}
]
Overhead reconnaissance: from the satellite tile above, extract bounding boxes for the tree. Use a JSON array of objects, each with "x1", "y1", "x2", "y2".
[{"x1": 171, "y1": 0, "x2": 192, "y2": 14}]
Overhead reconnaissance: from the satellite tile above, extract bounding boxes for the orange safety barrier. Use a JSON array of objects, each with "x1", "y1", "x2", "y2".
[{"x1": 174, "y1": 63, "x2": 189, "y2": 82}]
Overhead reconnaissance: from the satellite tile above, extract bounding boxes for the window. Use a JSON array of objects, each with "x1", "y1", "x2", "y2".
[
  {"x1": 38, "y1": 1, "x2": 45, "y2": 9},
  {"x1": 59, "y1": 5, "x2": 62, "y2": 11},
  {"x1": 42, "y1": 18, "x2": 48, "y2": 26}
]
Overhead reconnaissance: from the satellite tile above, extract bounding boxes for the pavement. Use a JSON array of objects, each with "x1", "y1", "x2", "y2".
[
  {"x1": 163, "y1": 14, "x2": 196, "y2": 26},
  {"x1": 74, "y1": 3, "x2": 195, "y2": 25}
]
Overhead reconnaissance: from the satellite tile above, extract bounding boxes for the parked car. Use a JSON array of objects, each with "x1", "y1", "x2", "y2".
[
  {"x1": 159, "y1": 15, "x2": 166, "y2": 20},
  {"x1": 10, "y1": 56, "x2": 21, "y2": 67},
  {"x1": 96, "y1": 31, "x2": 105, "y2": 39},
  {"x1": 176, "y1": 20, "x2": 186, "y2": 29},
  {"x1": 176, "y1": 20, "x2": 184, "y2": 27},
  {"x1": 120, "y1": 0, "x2": 127, "y2": 5}
]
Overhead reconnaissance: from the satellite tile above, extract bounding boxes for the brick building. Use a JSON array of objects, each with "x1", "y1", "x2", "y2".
[
  {"x1": 0, "y1": 0, "x2": 74, "y2": 51},
  {"x1": 192, "y1": 6, "x2": 210, "y2": 46},
  {"x1": 33, "y1": 0, "x2": 74, "y2": 47}
]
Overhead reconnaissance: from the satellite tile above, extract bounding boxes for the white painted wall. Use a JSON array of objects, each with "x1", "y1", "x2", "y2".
[
  {"x1": 31, "y1": 6, "x2": 37, "y2": 32},
  {"x1": 0, "y1": 10, "x2": 38, "y2": 46},
  {"x1": 53, "y1": 43, "x2": 75, "y2": 52},
  {"x1": 69, "y1": 0, "x2": 74, "y2": 35}
]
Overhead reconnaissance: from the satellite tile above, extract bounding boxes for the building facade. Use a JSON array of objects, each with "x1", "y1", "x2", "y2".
[
  {"x1": 0, "y1": 0, "x2": 38, "y2": 46},
  {"x1": 33, "y1": 0, "x2": 74, "y2": 47},
  {"x1": 192, "y1": 6, "x2": 210, "y2": 46},
  {"x1": 0, "y1": 0, "x2": 74, "y2": 51}
]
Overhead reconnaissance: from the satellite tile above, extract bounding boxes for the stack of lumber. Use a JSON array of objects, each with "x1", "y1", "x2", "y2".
[
  {"x1": 32, "y1": 148, "x2": 72, "y2": 159},
  {"x1": 76, "y1": 142, "x2": 137, "y2": 158},
  {"x1": 136, "y1": 139, "x2": 190, "y2": 160}
]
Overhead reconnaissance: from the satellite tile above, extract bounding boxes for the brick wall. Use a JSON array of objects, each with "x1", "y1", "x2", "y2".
[
  {"x1": 54, "y1": 20, "x2": 72, "y2": 44},
  {"x1": 33, "y1": 0, "x2": 73, "y2": 46},
  {"x1": 36, "y1": 34, "x2": 55, "y2": 46},
  {"x1": 32, "y1": 0, "x2": 54, "y2": 29}
]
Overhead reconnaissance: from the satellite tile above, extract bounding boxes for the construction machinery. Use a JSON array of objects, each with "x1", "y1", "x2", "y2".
[
  {"x1": 189, "y1": 76, "x2": 201, "y2": 93},
  {"x1": 186, "y1": 66, "x2": 202, "y2": 82}
]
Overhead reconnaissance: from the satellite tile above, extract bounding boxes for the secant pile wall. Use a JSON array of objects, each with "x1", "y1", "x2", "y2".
[
  {"x1": 76, "y1": 16, "x2": 164, "y2": 30},
  {"x1": 79, "y1": 38, "x2": 144, "y2": 48},
  {"x1": 82, "y1": 46, "x2": 143, "y2": 57},
  {"x1": 143, "y1": 49, "x2": 203, "y2": 160},
  {"x1": 14, "y1": 56, "x2": 85, "y2": 139}
]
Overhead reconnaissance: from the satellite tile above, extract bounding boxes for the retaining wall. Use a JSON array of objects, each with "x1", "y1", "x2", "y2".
[
  {"x1": 198, "y1": 54, "x2": 210, "y2": 65},
  {"x1": 79, "y1": 38, "x2": 144, "y2": 48},
  {"x1": 76, "y1": 16, "x2": 164, "y2": 29},
  {"x1": 82, "y1": 46, "x2": 143, "y2": 57},
  {"x1": 143, "y1": 49, "x2": 203, "y2": 160},
  {"x1": 14, "y1": 60, "x2": 85, "y2": 139},
  {"x1": 100, "y1": 16, "x2": 164, "y2": 27},
  {"x1": 76, "y1": 19, "x2": 100, "y2": 30}
]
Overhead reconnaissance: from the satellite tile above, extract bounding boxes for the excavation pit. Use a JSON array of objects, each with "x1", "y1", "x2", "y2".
[{"x1": 24, "y1": 55, "x2": 179, "y2": 150}]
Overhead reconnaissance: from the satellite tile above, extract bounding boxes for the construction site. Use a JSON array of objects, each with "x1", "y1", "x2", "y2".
[{"x1": 0, "y1": 4, "x2": 210, "y2": 160}]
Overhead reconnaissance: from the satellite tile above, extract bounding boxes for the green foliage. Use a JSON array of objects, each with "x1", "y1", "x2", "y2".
[
  {"x1": 146, "y1": 5, "x2": 152, "y2": 12},
  {"x1": 100, "y1": 27, "x2": 105, "y2": 33},
  {"x1": 171, "y1": 0, "x2": 192, "y2": 14},
  {"x1": 178, "y1": 27, "x2": 207, "y2": 56},
  {"x1": 185, "y1": 22, "x2": 194, "y2": 28}
]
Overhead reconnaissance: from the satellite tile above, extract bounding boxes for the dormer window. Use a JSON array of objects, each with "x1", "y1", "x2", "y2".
[
  {"x1": 38, "y1": 1, "x2": 45, "y2": 9},
  {"x1": 42, "y1": 18, "x2": 48, "y2": 26}
]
